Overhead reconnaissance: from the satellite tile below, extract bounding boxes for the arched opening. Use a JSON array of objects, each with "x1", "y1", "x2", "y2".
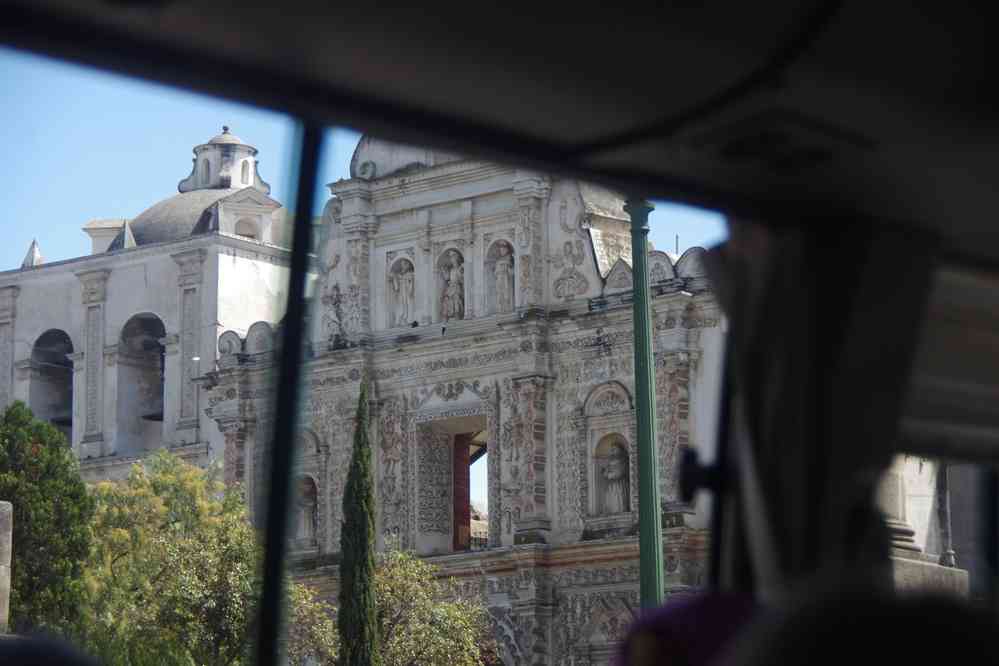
[
  {"x1": 241, "y1": 160, "x2": 250, "y2": 185},
  {"x1": 29, "y1": 329, "x2": 74, "y2": 440},
  {"x1": 594, "y1": 434, "x2": 631, "y2": 516},
  {"x1": 234, "y1": 218, "x2": 258, "y2": 240},
  {"x1": 294, "y1": 476, "x2": 319, "y2": 547},
  {"x1": 201, "y1": 158, "x2": 210, "y2": 185},
  {"x1": 117, "y1": 313, "x2": 166, "y2": 456}
]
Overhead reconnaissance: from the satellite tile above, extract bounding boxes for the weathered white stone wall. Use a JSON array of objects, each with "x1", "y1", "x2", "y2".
[{"x1": 215, "y1": 247, "x2": 290, "y2": 336}]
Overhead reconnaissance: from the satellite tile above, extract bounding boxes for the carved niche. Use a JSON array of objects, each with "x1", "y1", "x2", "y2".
[
  {"x1": 579, "y1": 381, "x2": 637, "y2": 536},
  {"x1": 387, "y1": 256, "x2": 416, "y2": 328},
  {"x1": 437, "y1": 249, "x2": 465, "y2": 321},
  {"x1": 484, "y1": 239, "x2": 515, "y2": 315}
]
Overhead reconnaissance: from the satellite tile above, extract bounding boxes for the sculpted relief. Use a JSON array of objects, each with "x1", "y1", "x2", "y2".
[
  {"x1": 439, "y1": 249, "x2": 465, "y2": 320},
  {"x1": 595, "y1": 435, "x2": 630, "y2": 515},
  {"x1": 388, "y1": 258, "x2": 416, "y2": 327},
  {"x1": 486, "y1": 240, "x2": 515, "y2": 315},
  {"x1": 552, "y1": 239, "x2": 589, "y2": 301}
]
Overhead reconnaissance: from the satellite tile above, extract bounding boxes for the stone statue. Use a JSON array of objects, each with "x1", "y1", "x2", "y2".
[
  {"x1": 389, "y1": 260, "x2": 415, "y2": 326},
  {"x1": 440, "y1": 250, "x2": 465, "y2": 320},
  {"x1": 494, "y1": 244, "x2": 514, "y2": 313},
  {"x1": 599, "y1": 443, "x2": 630, "y2": 515},
  {"x1": 296, "y1": 479, "x2": 318, "y2": 543}
]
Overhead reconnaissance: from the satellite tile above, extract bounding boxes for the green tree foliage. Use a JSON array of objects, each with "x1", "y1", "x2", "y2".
[
  {"x1": 0, "y1": 401, "x2": 94, "y2": 634},
  {"x1": 339, "y1": 381, "x2": 382, "y2": 666},
  {"x1": 375, "y1": 549, "x2": 497, "y2": 666},
  {"x1": 78, "y1": 450, "x2": 335, "y2": 666}
]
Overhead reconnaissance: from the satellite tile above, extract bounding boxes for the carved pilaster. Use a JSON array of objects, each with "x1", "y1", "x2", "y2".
[
  {"x1": 0, "y1": 287, "x2": 18, "y2": 410},
  {"x1": 219, "y1": 419, "x2": 255, "y2": 487},
  {"x1": 511, "y1": 373, "x2": 552, "y2": 543},
  {"x1": 172, "y1": 250, "x2": 205, "y2": 433},
  {"x1": 513, "y1": 175, "x2": 550, "y2": 308},
  {"x1": 76, "y1": 269, "x2": 110, "y2": 456}
]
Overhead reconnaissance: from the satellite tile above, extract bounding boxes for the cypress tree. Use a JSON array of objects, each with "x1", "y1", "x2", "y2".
[
  {"x1": 0, "y1": 401, "x2": 94, "y2": 635},
  {"x1": 338, "y1": 381, "x2": 381, "y2": 665}
]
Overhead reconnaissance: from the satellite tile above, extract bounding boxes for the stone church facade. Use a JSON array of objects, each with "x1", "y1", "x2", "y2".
[
  {"x1": 204, "y1": 136, "x2": 724, "y2": 664},
  {"x1": 0, "y1": 129, "x2": 965, "y2": 664}
]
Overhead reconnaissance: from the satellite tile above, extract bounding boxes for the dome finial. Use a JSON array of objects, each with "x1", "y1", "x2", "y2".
[{"x1": 222, "y1": 125, "x2": 230, "y2": 133}]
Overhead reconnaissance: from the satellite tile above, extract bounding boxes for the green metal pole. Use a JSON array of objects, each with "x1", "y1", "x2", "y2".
[{"x1": 626, "y1": 198, "x2": 665, "y2": 608}]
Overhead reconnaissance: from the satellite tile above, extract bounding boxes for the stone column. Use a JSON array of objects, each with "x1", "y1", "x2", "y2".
[
  {"x1": 160, "y1": 334, "x2": 181, "y2": 442},
  {"x1": 0, "y1": 501, "x2": 11, "y2": 633},
  {"x1": 0, "y1": 287, "x2": 18, "y2": 412},
  {"x1": 878, "y1": 455, "x2": 921, "y2": 555},
  {"x1": 76, "y1": 269, "x2": 110, "y2": 458},
  {"x1": 102, "y1": 344, "x2": 119, "y2": 455},
  {"x1": 512, "y1": 374, "x2": 552, "y2": 544},
  {"x1": 68, "y1": 351, "x2": 86, "y2": 457},
  {"x1": 172, "y1": 249, "x2": 206, "y2": 443}
]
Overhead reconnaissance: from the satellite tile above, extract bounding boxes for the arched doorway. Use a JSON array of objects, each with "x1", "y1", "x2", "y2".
[
  {"x1": 29, "y1": 329, "x2": 74, "y2": 440},
  {"x1": 117, "y1": 313, "x2": 166, "y2": 456}
]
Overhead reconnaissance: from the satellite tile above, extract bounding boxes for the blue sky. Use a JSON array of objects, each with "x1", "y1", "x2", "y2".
[{"x1": 0, "y1": 45, "x2": 727, "y2": 507}]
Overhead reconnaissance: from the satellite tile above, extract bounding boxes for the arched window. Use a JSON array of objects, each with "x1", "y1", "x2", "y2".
[
  {"x1": 235, "y1": 219, "x2": 258, "y2": 240},
  {"x1": 117, "y1": 313, "x2": 167, "y2": 457},
  {"x1": 29, "y1": 329, "x2": 74, "y2": 439},
  {"x1": 241, "y1": 160, "x2": 250, "y2": 185},
  {"x1": 201, "y1": 158, "x2": 210, "y2": 185}
]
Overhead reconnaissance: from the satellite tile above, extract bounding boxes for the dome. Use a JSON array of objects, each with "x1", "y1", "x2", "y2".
[
  {"x1": 107, "y1": 189, "x2": 238, "y2": 250},
  {"x1": 207, "y1": 125, "x2": 244, "y2": 145}
]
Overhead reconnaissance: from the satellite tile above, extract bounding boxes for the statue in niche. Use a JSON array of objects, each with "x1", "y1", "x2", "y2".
[
  {"x1": 493, "y1": 242, "x2": 514, "y2": 313},
  {"x1": 596, "y1": 436, "x2": 630, "y2": 515},
  {"x1": 388, "y1": 259, "x2": 416, "y2": 326},
  {"x1": 295, "y1": 477, "x2": 318, "y2": 544},
  {"x1": 439, "y1": 249, "x2": 465, "y2": 320}
]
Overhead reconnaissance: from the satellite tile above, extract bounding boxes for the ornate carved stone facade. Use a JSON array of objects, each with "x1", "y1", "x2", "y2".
[{"x1": 205, "y1": 137, "x2": 722, "y2": 664}]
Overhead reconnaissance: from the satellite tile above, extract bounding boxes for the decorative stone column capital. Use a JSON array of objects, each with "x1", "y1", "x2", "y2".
[
  {"x1": 172, "y1": 248, "x2": 206, "y2": 286},
  {"x1": 76, "y1": 269, "x2": 111, "y2": 305}
]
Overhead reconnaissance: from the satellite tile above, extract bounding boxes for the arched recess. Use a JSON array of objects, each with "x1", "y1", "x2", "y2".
[
  {"x1": 387, "y1": 257, "x2": 416, "y2": 328},
  {"x1": 593, "y1": 433, "x2": 631, "y2": 515},
  {"x1": 293, "y1": 474, "x2": 319, "y2": 548},
  {"x1": 240, "y1": 160, "x2": 250, "y2": 185},
  {"x1": 117, "y1": 313, "x2": 166, "y2": 456},
  {"x1": 29, "y1": 329, "x2": 74, "y2": 439},
  {"x1": 234, "y1": 218, "x2": 258, "y2": 240},
  {"x1": 201, "y1": 159, "x2": 210, "y2": 185},
  {"x1": 436, "y1": 248, "x2": 466, "y2": 322},
  {"x1": 484, "y1": 239, "x2": 515, "y2": 315},
  {"x1": 580, "y1": 381, "x2": 637, "y2": 536}
]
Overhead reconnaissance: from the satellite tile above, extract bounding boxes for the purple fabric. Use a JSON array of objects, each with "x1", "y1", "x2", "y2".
[{"x1": 613, "y1": 593, "x2": 757, "y2": 666}]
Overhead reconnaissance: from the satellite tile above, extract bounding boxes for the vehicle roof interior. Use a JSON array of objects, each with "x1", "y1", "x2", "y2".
[{"x1": 4, "y1": 1, "x2": 994, "y2": 265}]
